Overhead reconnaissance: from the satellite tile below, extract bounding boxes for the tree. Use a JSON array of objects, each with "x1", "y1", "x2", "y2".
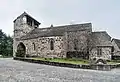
[{"x1": 0, "y1": 29, "x2": 13, "y2": 57}]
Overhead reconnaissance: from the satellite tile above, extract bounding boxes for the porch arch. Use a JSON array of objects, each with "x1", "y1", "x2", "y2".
[{"x1": 16, "y1": 42, "x2": 26, "y2": 57}]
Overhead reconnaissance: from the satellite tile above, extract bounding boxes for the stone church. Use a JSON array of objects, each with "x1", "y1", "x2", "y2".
[{"x1": 13, "y1": 12, "x2": 113, "y2": 60}]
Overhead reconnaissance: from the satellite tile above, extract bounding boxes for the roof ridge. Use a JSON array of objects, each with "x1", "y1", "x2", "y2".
[
  {"x1": 113, "y1": 38, "x2": 120, "y2": 49},
  {"x1": 49, "y1": 23, "x2": 91, "y2": 28},
  {"x1": 92, "y1": 31, "x2": 107, "y2": 33},
  {"x1": 113, "y1": 38, "x2": 120, "y2": 41}
]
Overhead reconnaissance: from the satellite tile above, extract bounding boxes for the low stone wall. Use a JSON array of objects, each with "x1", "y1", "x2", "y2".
[
  {"x1": 13, "y1": 57, "x2": 119, "y2": 71},
  {"x1": 91, "y1": 64, "x2": 117, "y2": 71}
]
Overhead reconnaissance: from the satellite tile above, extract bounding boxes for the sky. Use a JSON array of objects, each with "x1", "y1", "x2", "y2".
[{"x1": 0, "y1": 0, "x2": 120, "y2": 39}]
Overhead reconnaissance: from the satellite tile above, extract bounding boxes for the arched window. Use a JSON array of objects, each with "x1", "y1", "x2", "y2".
[
  {"x1": 50, "y1": 38, "x2": 54, "y2": 50},
  {"x1": 33, "y1": 43, "x2": 36, "y2": 50}
]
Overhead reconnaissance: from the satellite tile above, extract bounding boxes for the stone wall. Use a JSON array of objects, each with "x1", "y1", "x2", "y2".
[
  {"x1": 14, "y1": 16, "x2": 34, "y2": 38},
  {"x1": 65, "y1": 29, "x2": 91, "y2": 58},
  {"x1": 66, "y1": 30, "x2": 90, "y2": 51},
  {"x1": 90, "y1": 47, "x2": 112, "y2": 60},
  {"x1": 13, "y1": 16, "x2": 37, "y2": 57},
  {"x1": 89, "y1": 32, "x2": 113, "y2": 60},
  {"x1": 37, "y1": 36, "x2": 66, "y2": 58},
  {"x1": 16, "y1": 36, "x2": 66, "y2": 58}
]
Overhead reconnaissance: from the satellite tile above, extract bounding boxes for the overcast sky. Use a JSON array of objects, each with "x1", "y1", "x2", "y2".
[{"x1": 0, "y1": 0, "x2": 120, "y2": 39}]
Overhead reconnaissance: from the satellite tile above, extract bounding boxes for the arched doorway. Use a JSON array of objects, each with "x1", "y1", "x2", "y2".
[{"x1": 16, "y1": 42, "x2": 26, "y2": 57}]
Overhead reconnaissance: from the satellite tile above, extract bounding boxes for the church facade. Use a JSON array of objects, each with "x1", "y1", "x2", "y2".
[{"x1": 13, "y1": 12, "x2": 113, "y2": 60}]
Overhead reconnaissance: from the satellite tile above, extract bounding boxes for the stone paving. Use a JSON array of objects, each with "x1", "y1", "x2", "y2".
[{"x1": 0, "y1": 58, "x2": 120, "y2": 82}]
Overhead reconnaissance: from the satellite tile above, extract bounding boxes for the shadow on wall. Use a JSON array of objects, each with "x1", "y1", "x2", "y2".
[
  {"x1": 16, "y1": 42, "x2": 26, "y2": 57},
  {"x1": 66, "y1": 51, "x2": 89, "y2": 59}
]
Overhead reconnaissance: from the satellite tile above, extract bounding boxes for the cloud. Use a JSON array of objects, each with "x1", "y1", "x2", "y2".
[{"x1": 0, "y1": 0, "x2": 120, "y2": 39}]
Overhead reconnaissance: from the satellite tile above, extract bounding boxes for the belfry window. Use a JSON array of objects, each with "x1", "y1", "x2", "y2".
[
  {"x1": 50, "y1": 38, "x2": 54, "y2": 50},
  {"x1": 27, "y1": 16, "x2": 33, "y2": 26}
]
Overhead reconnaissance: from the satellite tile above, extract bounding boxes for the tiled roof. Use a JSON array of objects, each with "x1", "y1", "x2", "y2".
[
  {"x1": 20, "y1": 23, "x2": 92, "y2": 40},
  {"x1": 13, "y1": 12, "x2": 40, "y2": 25},
  {"x1": 91, "y1": 31, "x2": 112, "y2": 46},
  {"x1": 112, "y1": 39, "x2": 120, "y2": 49}
]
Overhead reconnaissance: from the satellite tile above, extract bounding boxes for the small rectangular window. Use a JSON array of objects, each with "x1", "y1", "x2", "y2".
[
  {"x1": 97, "y1": 47, "x2": 102, "y2": 56},
  {"x1": 33, "y1": 43, "x2": 36, "y2": 50}
]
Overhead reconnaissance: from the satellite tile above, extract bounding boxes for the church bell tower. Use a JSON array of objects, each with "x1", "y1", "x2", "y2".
[
  {"x1": 13, "y1": 12, "x2": 41, "y2": 39},
  {"x1": 13, "y1": 12, "x2": 41, "y2": 57}
]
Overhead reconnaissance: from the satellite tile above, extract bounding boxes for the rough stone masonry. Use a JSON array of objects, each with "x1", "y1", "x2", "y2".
[{"x1": 13, "y1": 12, "x2": 113, "y2": 60}]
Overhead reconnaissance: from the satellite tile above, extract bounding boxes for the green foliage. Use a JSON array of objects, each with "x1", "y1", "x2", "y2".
[
  {"x1": 28, "y1": 57, "x2": 89, "y2": 65},
  {"x1": 0, "y1": 29, "x2": 13, "y2": 57},
  {"x1": 110, "y1": 60, "x2": 120, "y2": 63}
]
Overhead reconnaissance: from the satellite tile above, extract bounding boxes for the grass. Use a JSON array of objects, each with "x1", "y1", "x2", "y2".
[
  {"x1": 107, "y1": 60, "x2": 120, "y2": 64},
  {"x1": 18, "y1": 56, "x2": 120, "y2": 65},
  {"x1": 0, "y1": 55, "x2": 12, "y2": 58},
  {"x1": 107, "y1": 61, "x2": 118, "y2": 64},
  {"x1": 27, "y1": 57, "x2": 89, "y2": 65}
]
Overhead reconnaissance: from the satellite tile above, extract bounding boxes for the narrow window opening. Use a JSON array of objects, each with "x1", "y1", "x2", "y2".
[
  {"x1": 74, "y1": 39, "x2": 78, "y2": 50},
  {"x1": 111, "y1": 46, "x2": 114, "y2": 52},
  {"x1": 97, "y1": 47, "x2": 102, "y2": 56},
  {"x1": 50, "y1": 39, "x2": 54, "y2": 50},
  {"x1": 33, "y1": 43, "x2": 36, "y2": 50}
]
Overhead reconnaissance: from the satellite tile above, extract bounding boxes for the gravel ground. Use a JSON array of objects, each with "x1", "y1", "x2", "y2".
[{"x1": 0, "y1": 58, "x2": 120, "y2": 82}]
